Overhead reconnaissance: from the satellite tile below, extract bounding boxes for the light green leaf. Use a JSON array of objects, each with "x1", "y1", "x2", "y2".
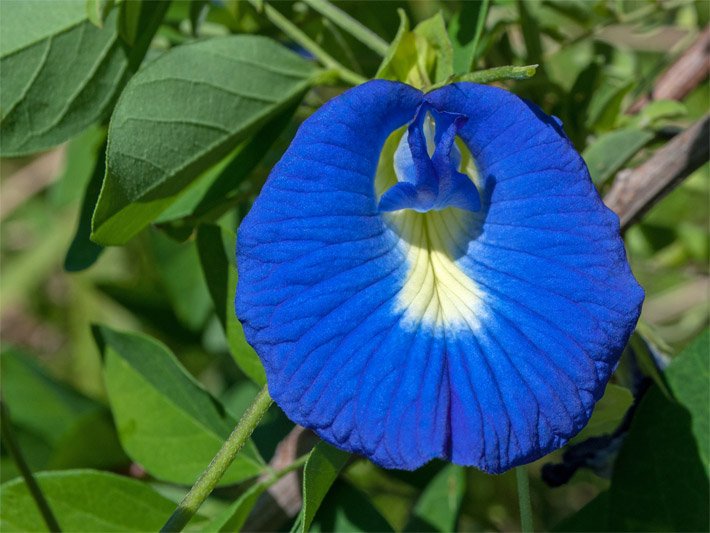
[
  {"x1": 583, "y1": 128, "x2": 654, "y2": 186},
  {"x1": 196, "y1": 225, "x2": 266, "y2": 385},
  {"x1": 375, "y1": 9, "x2": 454, "y2": 88},
  {"x1": 91, "y1": 35, "x2": 316, "y2": 245},
  {"x1": 0, "y1": 470, "x2": 197, "y2": 532},
  {"x1": 297, "y1": 441, "x2": 350, "y2": 533},
  {"x1": 308, "y1": 482, "x2": 393, "y2": 533},
  {"x1": 630, "y1": 99, "x2": 688, "y2": 129},
  {"x1": 95, "y1": 325, "x2": 264, "y2": 485},
  {"x1": 608, "y1": 329, "x2": 709, "y2": 531},
  {"x1": 570, "y1": 384, "x2": 633, "y2": 444},
  {"x1": 405, "y1": 465, "x2": 465, "y2": 532},
  {"x1": 86, "y1": 0, "x2": 116, "y2": 28}
]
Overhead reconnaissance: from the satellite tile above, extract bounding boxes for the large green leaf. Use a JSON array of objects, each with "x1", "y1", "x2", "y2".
[
  {"x1": 608, "y1": 330, "x2": 709, "y2": 531},
  {"x1": 295, "y1": 441, "x2": 350, "y2": 533},
  {"x1": 0, "y1": 470, "x2": 196, "y2": 532},
  {"x1": 91, "y1": 35, "x2": 316, "y2": 245},
  {"x1": 0, "y1": 348, "x2": 127, "y2": 477},
  {"x1": 448, "y1": 0, "x2": 489, "y2": 74},
  {"x1": 0, "y1": 0, "x2": 164, "y2": 156},
  {"x1": 196, "y1": 224, "x2": 266, "y2": 385},
  {"x1": 94, "y1": 325, "x2": 264, "y2": 485},
  {"x1": 309, "y1": 481, "x2": 393, "y2": 533}
]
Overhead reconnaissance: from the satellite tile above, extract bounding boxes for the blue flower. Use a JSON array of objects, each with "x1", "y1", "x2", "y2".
[{"x1": 236, "y1": 80, "x2": 644, "y2": 473}]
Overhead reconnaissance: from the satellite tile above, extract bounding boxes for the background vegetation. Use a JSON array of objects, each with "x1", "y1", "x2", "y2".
[{"x1": 0, "y1": 0, "x2": 708, "y2": 531}]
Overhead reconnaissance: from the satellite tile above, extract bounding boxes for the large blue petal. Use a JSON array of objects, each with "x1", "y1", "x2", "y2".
[{"x1": 236, "y1": 80, "x2": 644, "y2": 473}]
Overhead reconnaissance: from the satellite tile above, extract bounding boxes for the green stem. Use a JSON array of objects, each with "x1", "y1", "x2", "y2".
[
  {"x1": 160, "y1": 386, "x2": 273, "y2": 532},
  {"x1": 250, "y1": 0, "x2": 367, "y2": 86},
  {"x1": 302, "y1": 0, "x2": 389, "y2": 57},
  {"x1": 516, "y1": 466, "x2": 533, "y2": 533},
  {"x1": 0, "y1": 398, "x2": 61, "y2": 532}
]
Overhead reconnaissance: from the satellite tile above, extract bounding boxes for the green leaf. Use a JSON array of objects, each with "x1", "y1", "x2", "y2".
[
  {"x1": 405, "y1": 465, "x2": 465, "y2": 532},
  {"x1": 0, "y1": 470, "x2": 197, "y2": 532},
  {"x1": 583, "y1": 128, "x2": 654, "y2": 186},
  {"x1": 64, "y1": 139, "x2": 107, "y2": 272},
  {"x1": 86, "y1": 0, "x2": 116, "y2": 28},
  {"x1": 553, "y1": 491, "x2": 611, "y2": 532},
  {"x1": 448, "y1": 0, "x2": 490, "y2": 74},
  {"x1": 296, "y1": 441, "x2": 350, "y2": 533},
  {"x1": 196, "y1": 224, "x2": 266, "y2": 385},
  {"x1": 375, "y1": 10, "x2": 454, "y2": 88},
  {"x1": 587, "y1": 80, "x2": 634, "y2": 132},
  {"x1": 629, "y1": 99, "x2": 688, "y2": 129},
  {"x1": 309, "y1": 481, "x2": 394, "y2": 533},
  {"x1": 0, "y1": 2, "x2": 122, "y2": 156},
  {"x1": 0, "y1": 348, "x2": 127, "y2": 473},
  {"x1": 91, "y1": 35, "x2": 316, "y2": 245},
  {"x1": 206, "y1": 457, "x2": 305, "y2": 532},
  {"x1": 155, "y1": 104, "x2": 296, "y2": 227},
  {"x1": 569, "y1": 383, "x2": 633, "y2": 444},
  {"x1": 0, "y1": 0, "x2": 165, "y2": 156},
  {"x1": 94, "y1": 325, "x2": 264, "y2": 485},
  {"x1": 149, "y1": 229, "x2": 213, "y2": 331},
  {"x1": 608, "y1": 329, "x2": 709, "y2": 531}
]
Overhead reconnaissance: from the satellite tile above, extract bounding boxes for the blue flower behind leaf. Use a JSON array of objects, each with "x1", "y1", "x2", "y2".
[{"x1": 236, "y1": 80, "x2": 644, "y2": 473}]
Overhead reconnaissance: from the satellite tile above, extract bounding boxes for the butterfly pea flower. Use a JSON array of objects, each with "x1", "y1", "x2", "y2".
[{"x1": 236, "y1": 80, "x2": 644, "y2": 473}]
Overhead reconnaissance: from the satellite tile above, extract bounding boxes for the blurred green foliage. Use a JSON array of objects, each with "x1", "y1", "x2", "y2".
[{"x1": 0, "y1": 0, "x2": 707, "y2": 531}]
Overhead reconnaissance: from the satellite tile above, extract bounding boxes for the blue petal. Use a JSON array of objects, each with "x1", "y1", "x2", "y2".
[{"x1": 236, "y1": 80, "x2": 644, "y2": 473}]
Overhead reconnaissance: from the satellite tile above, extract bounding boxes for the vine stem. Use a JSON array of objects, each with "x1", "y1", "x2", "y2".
[
  {"x1": 0, "y1": 398, "x2": 61, "y2": 532},
  {"x1": 160, "y1": 386, "x2": 273, "y2": 532},
  {"x1": 302, "y1": 0, "x2": 389, "y2": 56},
  {"x1": 516, "y1": 466, "x2": 534, "y2": 532},
  {"x1": 249, "y1": 0, "x2": 367, "y2": 86}
]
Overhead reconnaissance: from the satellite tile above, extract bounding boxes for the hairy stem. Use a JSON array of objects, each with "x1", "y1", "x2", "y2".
[{"x1": 160, "y1": 386, "x2": 273, "y2": 532}]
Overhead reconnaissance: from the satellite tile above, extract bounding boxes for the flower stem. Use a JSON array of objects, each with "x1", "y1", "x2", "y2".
[
  {"x1": 516, "y1": 466, "x2": 534, "y2": 532},
  {"x1": 0, "y1": 398, "x2": 61, "y2": 532},
  {"x1": 160, "y1": 385, "x2": 273, "y2": 532},
  {"x1": 302, "y1": 0, "x2": 389, "y2": 57},
  {"x1": 250, "y1": 0, "x2": 367, "y2": 86}
]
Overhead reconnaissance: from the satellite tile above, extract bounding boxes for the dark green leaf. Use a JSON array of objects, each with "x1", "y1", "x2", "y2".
[
  {"x1": 448, "y1": 0, "x2": 490, "y2": 74},
  {"x1": 149, "y1": 230, "x2": 213, "y2": 331},
  {"x1": 553, "y1": 491, "x2": 611, "y2": 532},
  {"x1": 91, "y1": 35, "x2": 316, "y2": 245},
  {"x1": 297, "y1": 441, "x2": 350, "y2": 533},
  {"x1": 0, "y1": 2, "x2": 125, "y2": 156},
  {"x1": 405, "y1": 465, "x2": 465, "y2": 532},
  {"x1": 583, "y1": 128, "x2": 654, "y2": 185},
  {"x1": 587, "y1": 81, "x2": 634, "y2": 132},
  {"x1": 64, "y1": 139, "x2": 107, "y2": 272},
  {"x1": 608, "y1": 329, "x2": 709, "y2": 531},
  {"x1": 309, "y1": 481, "x2": 394, "y2": 533},
  {"x1": 94, "y1": 325, "x2": 264, "y2": 485},
  {"x1": 0, "y1": 348, "x2": 127, "y2": 473},
  {"x1": 155, "y1": 104, "x2": 296, "y2": 227},
  {"x1": 196, "y1": 224, "x2": 266, "y2": 385},
  {"x1": 0, "y1": 470, "x2": 195, "y2": 532},
  {"x1": 0, "y1": 0, "x2": 165, "y2": 156}
]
